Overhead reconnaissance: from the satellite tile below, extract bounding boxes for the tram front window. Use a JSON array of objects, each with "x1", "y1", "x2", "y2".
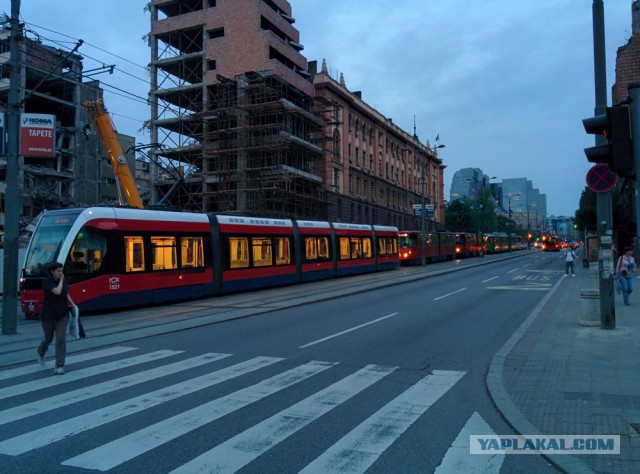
[{"x1": 24, "y1": 215, "x2": 75, "y2": 277}]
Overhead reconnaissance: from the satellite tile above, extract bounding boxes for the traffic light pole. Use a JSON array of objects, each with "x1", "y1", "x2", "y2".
[
  {"x1": 629, "y1": 85, "x2": 640, "y2": 259},
  {"x1": 592, "y1": 0, "x2": 615, "y2": 329}
]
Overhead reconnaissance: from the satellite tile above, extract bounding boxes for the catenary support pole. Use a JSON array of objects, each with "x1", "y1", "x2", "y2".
[{"x1": 2, "y1": 0, "x2": 22, "y2": 335}]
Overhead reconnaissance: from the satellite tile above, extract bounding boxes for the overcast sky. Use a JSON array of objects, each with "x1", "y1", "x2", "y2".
[{"x1": 14, "y1": 0, "x2": 634, "y2": 216}]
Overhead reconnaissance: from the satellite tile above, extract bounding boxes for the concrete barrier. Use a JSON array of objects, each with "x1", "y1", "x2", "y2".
[{"x1": 579, "y1": 288, "x2": 600, "y2": 326}]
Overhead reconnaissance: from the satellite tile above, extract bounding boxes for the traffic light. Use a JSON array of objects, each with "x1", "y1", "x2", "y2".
[{"x1": 582, "y1": 106, "x2": 634, "y2": 177}]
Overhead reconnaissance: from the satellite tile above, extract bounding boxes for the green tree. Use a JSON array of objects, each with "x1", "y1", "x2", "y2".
[
  {"x1": 574, "y1": 187, "x2": 596, "y2": 231},
  {"x1": 445, "y1": 197, "x2": 475, "y2": 231},
  {"x1": 445, "y1": 190, "x2": 498, "y2": 233}
]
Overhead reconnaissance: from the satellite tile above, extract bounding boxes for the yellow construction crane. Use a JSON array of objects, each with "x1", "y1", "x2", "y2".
[{"x1": 83, "y1": 98, "x2": 144, "y2": 209}]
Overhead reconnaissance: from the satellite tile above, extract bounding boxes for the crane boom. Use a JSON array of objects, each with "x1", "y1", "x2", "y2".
[{"x1": 83, "y1": 99, "x2": 144, "y2": 209}]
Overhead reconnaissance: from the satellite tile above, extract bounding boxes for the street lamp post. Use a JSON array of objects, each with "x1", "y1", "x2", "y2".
[
  {"x1": 420, "y1": 144, "x2": 444, "y2": 266},
  {"x1": 421, "y1": 168, "x2": 426, "y2": 267},
  {"x1": 506, "y1": 192, "x2": 521, "y2": 252},
  {"x1": 467, "y1": 176, "x2": 496, "y2": 235}
]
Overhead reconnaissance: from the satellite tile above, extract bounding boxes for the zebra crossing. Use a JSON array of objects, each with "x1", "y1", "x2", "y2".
[{"x1": 0, "y1": 345, "x2": 506, "y2": 472}]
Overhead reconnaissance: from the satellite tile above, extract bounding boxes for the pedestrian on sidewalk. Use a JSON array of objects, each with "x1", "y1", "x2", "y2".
[
  {"x1": 564, "y1": 246, "x2": 576, "y2": 277},
  {"x1": 36, "y1": 262, "x2": 76, "y2": 375},
  {"x1": 614, "y1": 247, "x2": 636, "y2": 305}
]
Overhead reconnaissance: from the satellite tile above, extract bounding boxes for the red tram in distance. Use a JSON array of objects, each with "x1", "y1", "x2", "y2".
[
  {"x1": 19, "y1": 207, "x2": 399, "y2": 318},
  {"x1": 398, "y1": 230, "x2": 523, "y2": 265},
  {"x1": 398, "y1": 231, "x2": 478, "y2": 265}
]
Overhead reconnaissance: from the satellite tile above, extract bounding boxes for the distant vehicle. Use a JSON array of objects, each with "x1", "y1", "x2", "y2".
[
  {"x1": 570, "y1": 242, "x2": 579, "y2": 249},
  {"x1": 542, "y1": 235, "x2": 561, "y2": 252}
]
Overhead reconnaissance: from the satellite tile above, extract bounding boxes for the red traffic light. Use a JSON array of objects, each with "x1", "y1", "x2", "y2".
[{"x1": 582, "y1": 106, "x2": 634, "y2": 177}]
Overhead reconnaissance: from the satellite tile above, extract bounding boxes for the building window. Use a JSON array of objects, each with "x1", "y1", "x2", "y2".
[{"x1": 208, "y1": 27, "x2": 224, "y2": 39}]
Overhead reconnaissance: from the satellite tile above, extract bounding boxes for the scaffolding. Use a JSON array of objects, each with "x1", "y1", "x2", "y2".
[{"x1": 151, "y1": 66, "x2": 329, "y2": 218}]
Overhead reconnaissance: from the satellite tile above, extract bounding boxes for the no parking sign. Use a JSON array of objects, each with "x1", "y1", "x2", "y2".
[{"x1": 586, "y1": 163, "x2": 617, "y2": 193}]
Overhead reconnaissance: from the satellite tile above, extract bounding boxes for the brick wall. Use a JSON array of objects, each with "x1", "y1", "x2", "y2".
[{"x1": 613, "y1": 1, "x2": 640, "y2": 103}]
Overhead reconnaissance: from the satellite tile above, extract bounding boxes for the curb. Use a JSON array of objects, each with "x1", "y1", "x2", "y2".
[{"x1": 486, "y1": 275, "x2": 595, "y2": 474}]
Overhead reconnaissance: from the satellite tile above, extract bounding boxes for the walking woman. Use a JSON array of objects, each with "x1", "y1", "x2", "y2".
[
  {"x1": 615, "y1": 247, "x2": 636, "y2": 306},
  {"x1": 36, "y1": 262, "x2": 76, "y2": 374}
]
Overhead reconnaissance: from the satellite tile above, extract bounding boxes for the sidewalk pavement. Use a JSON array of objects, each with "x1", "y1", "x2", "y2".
[
  {"x1": 488, "y1": 263, "x2": 640, "y2": 474},
  {"x1": 1, "y1": 250, "x2": 639, "y2": 473}
]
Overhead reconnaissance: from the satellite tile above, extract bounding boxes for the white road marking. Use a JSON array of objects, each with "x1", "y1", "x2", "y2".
[
  {"x1": 434, "y1": 288, "x2": 467, "y2": 301},
  {"x1": 0, "y1": 346, "x2": 137, "y2": 380},
  {"x1": 299, "y1": 313, "x2": 399, "y2": 348},
  {"x1": 434, "y1": 412, "x2": 504, "y2": 473},
  {"x1": 507, "y1": 268, "x2": 519, "y2": 273},
  {"x1": 169, "y1": 364, "x2": 396, "y2": 474},
  {"x1": 482, "y1": 276, "x2": 499, "y2": 283},
  {"x1": 300, "y1": 370, "x2": 465, "y2": 473},
  {"x1": 62, "y1": 360, "x2": 336, "y2": 471},
  {"x1": 0, "y1": 356, "x2": 282, "y2": 455},
  {"x1": 0, "y1": 353, "x2": 231, "y2": 426},
  {"x1": 0, "y1": 349, "x2": 183, "y2": 400}
]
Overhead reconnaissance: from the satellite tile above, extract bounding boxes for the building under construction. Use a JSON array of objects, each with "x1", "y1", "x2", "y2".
[
  {"x1": 149, "y1": 0, "x2": 328, "y2": 219},
  {"x1": 149, "y1": 0, "x2": 445, "y2": 227},
  {"x1": 0, "y1": 28, "x2": 137, "y2": 237}
]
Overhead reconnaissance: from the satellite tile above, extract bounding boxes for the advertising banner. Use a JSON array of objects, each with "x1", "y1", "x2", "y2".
[{"x1": 20, "y1": 113, "x2": 56, "y2": 157}]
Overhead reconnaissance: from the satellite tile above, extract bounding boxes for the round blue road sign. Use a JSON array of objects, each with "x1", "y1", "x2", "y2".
[{"x1": 586, "y1": 163, "x2": 617, "y2": 193}]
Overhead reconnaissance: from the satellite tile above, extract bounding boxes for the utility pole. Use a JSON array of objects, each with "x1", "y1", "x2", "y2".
[
  {"x1": 2, "y1": 0, "x2": 22, "y2": 335},
  {"x1": 592, "y1": 0, "x2": 615, "y2": 329},
  {"x1": 421, "y1": 166, "x2": 426, "y2": 267},
  {"x1": 630, "y1": 85, "x2": 640, "y2": 257}
]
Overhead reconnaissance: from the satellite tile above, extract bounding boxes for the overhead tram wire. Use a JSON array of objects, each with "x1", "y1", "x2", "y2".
[
  {"x1": 20, "y1": 20, "x2": 151, "y2": 96},
  {"x1": 23, "y1": 26, "x2": 188, "y2": 120},
  {"x1": 22, "y1": 20, "x2": 149, "y2": 72},
  {"x1": 19, "y1": 19, "x2": 201, "y2": 135},
  {"x1": 17, "y1": 22, "x2": 154, "y2": 131}
]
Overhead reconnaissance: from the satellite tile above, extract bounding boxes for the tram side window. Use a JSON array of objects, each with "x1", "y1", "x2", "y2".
[
  {"x1": 339, "y1": 237, "x2": 351, "y2": 260},
  {"x1": 362, "y1": 237, "x2": 372, "y2": 258},
  {"x1": 125, "y1": 236, "x2": 145, "y2": 273},
  {"x1": 378, "y1": 237, "x2": 397, "y2": 255},
  {"x1": 229, "y1": 237, "x2": 249, "y2": 269},
  {"x1": 151, "y1": 236, "x2": 177, "y2": 271},
  {"x1": 181, "y1": 236, "x2": 204, "y2": 269},
  {"x1": 274, "y1": 237, "x2": 291, "y2": 265},
  {"x1": 350, "y1": 238, "x2": 362, "y2": 259},
  {"x1": 339, "y1": 237, "x2": 372, "y2": 260},
  {"x1": 67, "y1": 226, "x2": 108, "y2": 275},
  {"x1": 304, "y1": 236, "x2": 330, "y2": 261},
  {"x1": 305, "y1": 237, "x2": 318, "y2": 259},
  {"x1": 252, "y1": 237, "x2": 273, "y2": 267}
]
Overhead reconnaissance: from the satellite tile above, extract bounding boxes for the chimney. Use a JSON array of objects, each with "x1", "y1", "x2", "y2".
[{"x1": 634, "y1": 1, "x2": 640, "y2": 34}]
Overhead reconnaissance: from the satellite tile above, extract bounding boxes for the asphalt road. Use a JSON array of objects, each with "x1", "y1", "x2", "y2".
[{"x1": 0, "y1": 251, "x2": 567, "y2": 473}]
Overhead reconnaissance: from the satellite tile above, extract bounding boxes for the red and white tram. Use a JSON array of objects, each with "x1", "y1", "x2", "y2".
[{"x1": 19, "y1": 207, "x2": 399, "y2": 317}]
